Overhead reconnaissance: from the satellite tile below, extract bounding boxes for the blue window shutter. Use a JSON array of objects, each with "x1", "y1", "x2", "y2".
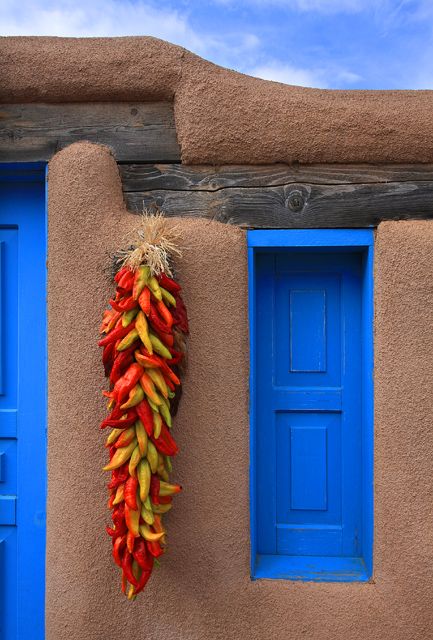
[
  {"x1": 248, "y1": 230, "x2": 373, "y2": 582},
  {"x1": 0, "y1": 164, "x2": 47, "y2": 638}
]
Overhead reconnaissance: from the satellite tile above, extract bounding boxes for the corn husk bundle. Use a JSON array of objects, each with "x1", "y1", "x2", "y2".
[{"x1": 98, "y1": 215, "x2": 188, "y2": 599}]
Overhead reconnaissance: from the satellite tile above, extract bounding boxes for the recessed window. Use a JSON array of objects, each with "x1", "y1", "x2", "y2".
[{"x1": 248, "y1": 230, "x2": 373, "y2": 582}]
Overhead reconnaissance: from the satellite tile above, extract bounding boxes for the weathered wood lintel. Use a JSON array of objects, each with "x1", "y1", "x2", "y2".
[
  {"x1": 120, "y1": 163, "x2": 433, "y2": 228},
  {"x1": 0, "y1": 103, "x2": 180, "y2": 163}
]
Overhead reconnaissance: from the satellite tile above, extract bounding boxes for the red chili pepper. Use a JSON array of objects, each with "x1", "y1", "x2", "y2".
[
  {"x1": 172, "y1": 295, "x2": 189, "y2": 334},
  {"x1": 156, "y1": 330, "x2": 174, "y2": 349},
  {"x1": 142, "y1": 350, "x2": 180, "y2": 386},
  {"x1": 158, "y1": 272, "x2": 181, "y2": 294},
  {"x1": 150, "y1": 475, "x2": 160, "y2": 500},
  {"x1": 138, "y1": 287, "x2": 151, "y2": 315},
  {"x1": 162, "y1": 375, "x2": 175, "y2": 392},
  {"x1": 126, "y1": 530, "x2": 136, "y2": 553},
  {"x1": 168, "y1": 349, "x2": 184, "y2": 366},
  {"x1": 117, "y1": 463, "x2": 130, "y2": 484},
  {"x1": 112, "y1": 504, "x2": 127, "y2": 537},
  {"x1": 134, "y1": 351, "x2": 160, "y2": 368},
  {"x1": 117, "y1": 270, "x2": 134, "y2": 290},
  {"x1": 136, "y1": 399, "x2": 154, "y2": 437},
  {"x1": 109, "y1": 345, "x2": 135, "y2": 385},
  {"x1": 106, "y1": 525, "x2": 116, "y2": 537},
  {"x1": 122, "y1": 549, "x2": 139, "y2": 587},
  {"x1": 112, "y1": 535, "x2": 126, "y2": 567},
  {"x1": 100, "y1": 409, "x2": 137, "y2": 430},
  {"x1": 134, "y1": 569, "x2": 153, "y2": 594},
  {"x1": 109, "y1": 296, "x2": 138, "y2": 313},
  {"x1": 132, "y1": 538, "x2": 154, "y2": 571},
  {"x1": 146, "y1": 540, "x2": 164, "y2": 558},
  {"x1": 151, "y1": 423, "x2": 179, "y2": 456},
  {"x1": 98, "y1": 323, "x2": 131, "y2": 347},
  {"x1": 107, "y1": 468, "x2": 120, "y2": 490},
  {"x1": 158, "y1": 495, "x2": 173, "y2": 505},
  {"x1": 156, "y1": 300, "x2": 173, "y2": 328},
  {"x1": 113, "y1": 363, "x2": 143, "y2": 404},
  {"x1": 148, "y1": 305, "x2": 171, "y2": 335},
  {"x1": 114, "y1": 267, "x2": 129, "y2": 284},
  {"x1": 102, "y1": 340, "x2": 116, "y2": 377},
  {"x1": 124, "y1": 476, "x2": 139, "y2": 510},
  {"x1": 112, "y1": 520, "x2": 127, "y2": 538}
]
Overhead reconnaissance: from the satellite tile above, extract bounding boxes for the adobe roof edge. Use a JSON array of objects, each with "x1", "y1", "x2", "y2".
[{"x1": 1, "y1": 36, "x2": 433, "y2": 165}]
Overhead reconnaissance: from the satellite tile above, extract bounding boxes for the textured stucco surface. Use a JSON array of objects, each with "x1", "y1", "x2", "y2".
[
  {"x1": 46, "y1": 141, "x2": 433, "y2": 640},
  {"x1": 3, "y1": 36, "x2": 433, "y2": 165}
]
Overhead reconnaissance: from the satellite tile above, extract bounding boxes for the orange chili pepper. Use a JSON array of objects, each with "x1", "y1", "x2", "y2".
[
  {"x1": 138, "y1": 287, "x2": 151, "y2": 315},
  {"x1": 156, "y1": 300, "x2": 173, "y2": 328}
]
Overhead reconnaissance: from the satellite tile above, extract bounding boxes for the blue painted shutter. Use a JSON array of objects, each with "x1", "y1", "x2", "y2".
[
  {"x1": 0, "y1": 167, "x2": 46, "y2": 639},
  {"x1": 256, "y1": 251, "x2": 363, "y2": 564}
]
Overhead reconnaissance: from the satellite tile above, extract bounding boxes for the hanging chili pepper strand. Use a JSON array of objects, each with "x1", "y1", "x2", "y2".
[{"x1": 99, "y1": 233, "x2": 188, "y2": 600}]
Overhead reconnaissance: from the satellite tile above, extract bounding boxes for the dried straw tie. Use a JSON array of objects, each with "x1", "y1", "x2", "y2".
[{"x1": 116, "y1": 212, "x2": 182, "y2": 277}]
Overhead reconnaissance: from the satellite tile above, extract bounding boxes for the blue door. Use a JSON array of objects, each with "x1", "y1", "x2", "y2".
[
  {"x1": 0, "y1": 165, "x2": 46, "y2": 639},
  {"x1": 250, "y1": 232, "x2": 373, "y2": 581}
]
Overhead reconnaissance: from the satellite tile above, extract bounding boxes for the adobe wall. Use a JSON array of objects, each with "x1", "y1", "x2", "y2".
[
  {"x1": 46, "y1": 141, "x2": 433, "y2": 640},
  {"x1": 2, "y1": 36, "x2": 433, "y2": 165}
]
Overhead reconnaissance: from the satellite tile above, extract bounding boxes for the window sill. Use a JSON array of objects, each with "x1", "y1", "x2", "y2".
[{"x1": 252, "y1": 554, "x2": 371, "y2": 583}]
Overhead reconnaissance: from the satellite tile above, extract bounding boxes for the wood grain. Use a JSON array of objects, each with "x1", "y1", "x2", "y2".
[
  {"x1": 121, "y1": 164, "x2": 433, "y2": 228},
  {"x1": 125, "y1": 184, "x2": 433, "y2": 227},
  {"x1": 0, "y1": 103, "x2": 180, "y2": 162},
  {"x1": 119, "y1": 162, "x2": 433, "y2": 190}
]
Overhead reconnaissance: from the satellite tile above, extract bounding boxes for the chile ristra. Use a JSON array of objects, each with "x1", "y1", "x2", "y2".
[{"x1": 99, "y1": 261, "x2": 188, "y2": 600}]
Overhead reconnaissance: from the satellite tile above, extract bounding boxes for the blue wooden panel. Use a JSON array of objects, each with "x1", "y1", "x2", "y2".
[
  {"x1": 276, "y1": 412, "x2": 341, "y2": 528},
  {"x1": 0, "y1": 241, "x2": 3, "y2": 396},
  {"x1": 0, "y1": 496, "x2": 16, "y2": 525},
  {"x1": 0, "y1": 164, "x2": 46, "y2": 639},
  {"x1": 249, "y1": 229, "x2": 373, "y2": 582},
  {"x1": 291, "y1": 426, "x2": 327, "y2": 510},
  {"x1": 0, "y1": 411, "x2": 17, "y2": 438},
  {"x1": 290, "y1": 290, "x2": 326, "y2": 372},
  {"x1": 248, "y1": 228, "x2": 374, "y2": 248}
]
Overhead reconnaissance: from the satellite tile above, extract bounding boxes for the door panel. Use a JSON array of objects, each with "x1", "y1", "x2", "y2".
[
  {"x1": 0, "y1": 167, "x2": 46, "y2": 640},
  {"x1": 256, "y1": 251, "x2": 362, "y2": 560}
]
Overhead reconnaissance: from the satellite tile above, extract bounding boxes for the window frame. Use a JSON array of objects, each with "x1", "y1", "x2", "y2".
[{"x1": 248, "y1": 229, "x2": 374, "y2": 582}]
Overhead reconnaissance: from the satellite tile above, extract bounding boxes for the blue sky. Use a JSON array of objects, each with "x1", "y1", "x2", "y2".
[{"x1": 1, "y1": 0, "x2": 433, "y2": 89}]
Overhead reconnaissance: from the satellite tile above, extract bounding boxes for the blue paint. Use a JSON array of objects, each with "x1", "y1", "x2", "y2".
[
  {"x1": 289, "y1": 289, "x2": 326, "y2": 372},
  {"x1": 248, "y1": 229, "x2": 373, "y2": 582},
  {"x1": 290, "y1": 426, "x2": 327, "y2": 511},
  {"x1": 0, "y1": 164, "x2": 47, "y2": 638}
]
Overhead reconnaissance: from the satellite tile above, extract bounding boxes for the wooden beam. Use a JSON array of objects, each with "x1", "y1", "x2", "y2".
[
  {"x1": 0, "y1": 103, "x2": 180, "y2": 163},
  {"x1": 120, "y1": 163, "x2": 433, "y2": 228},
  {"x1": 119, "y1": 163, "x2": 433, "y2": 190}
]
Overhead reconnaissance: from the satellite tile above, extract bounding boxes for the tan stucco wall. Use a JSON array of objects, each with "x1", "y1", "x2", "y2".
[
  {"x1": 3, "y1": 36, "x2": 433, "y2": 165},
  {"x1": 46, "y1": 141, "x2": 433, "y2": 640}
]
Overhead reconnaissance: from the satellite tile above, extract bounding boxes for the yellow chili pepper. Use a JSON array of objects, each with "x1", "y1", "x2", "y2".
[
  {"x1": 136, "y1": 311, "x2": 153, "y2": 354},
  {"x1": 120, "y1": 384, "x2": 144, "y2": 410},
  {"x1": 135, "y1": 420, "x2": 148, "y2": 457},
  {"x1": 146, "y1": 368, "x2": 168, "y2": 399},
  {"x1": 117, "y1": 328, "x2": 139, "y2": 351},
  {"x1": 103, "y1": 439, "x2": 137, "y2": 471},
  {"x1": 149, "y1": 332, "x2": 172, "y2": 360},
  {"x1": 148, "y1": 276, "x2": 162, "y2": 301}
]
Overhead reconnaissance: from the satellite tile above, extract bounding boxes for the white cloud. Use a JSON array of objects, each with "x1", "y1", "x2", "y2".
[
  {"x1": 249, "y1": 62, "x2": 327, "y2": 87},
  {"x1": 213, "y1": 0, "x2": 381, "y2": 13},
  {"x1": 0, "y1": 0, "x2": 259, "y2": 64},
  {"x1": 248, "y1": 60, "x2": 362, "y2": 88},
  {"x1": 0, "y1": 0, "x2": 200, "y2": 44}
]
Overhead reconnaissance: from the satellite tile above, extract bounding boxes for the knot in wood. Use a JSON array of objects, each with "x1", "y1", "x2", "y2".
[{"x1": 287, "y1": 190, "x2": 305, "y2": 213}]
